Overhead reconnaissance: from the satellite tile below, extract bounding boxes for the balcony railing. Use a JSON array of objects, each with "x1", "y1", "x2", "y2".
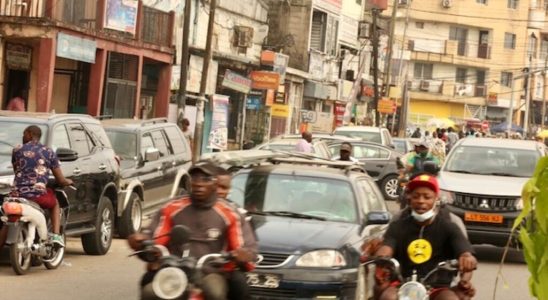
[
  {"x1": 140, "y1": 6, "x2": 172, "y2": 47},
  {"x1": 54, "y1": 0, "x2": 97, "y2": 29},
  {"x1": 0, "y1": 0, "x2": 45, "y2": 17}
]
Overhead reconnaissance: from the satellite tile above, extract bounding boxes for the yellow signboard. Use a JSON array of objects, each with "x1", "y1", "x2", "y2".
[
  {"x1": 377, "y1": 98, "x2": 396, "y2": 114},
  {"x1": 271, "y1": 104, "x2": 290, "y2": 117}
]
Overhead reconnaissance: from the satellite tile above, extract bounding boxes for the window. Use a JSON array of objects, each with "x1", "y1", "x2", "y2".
[
  {"x1": 476, "y1": 70, "x2": 486, "y2": 85},
  {"x1": 476, "y1": 0, "x2": 487, "y2": 3},
  {"x1": 356, "y1": 180, "x2": 385, "y2": 213},
  {"x1": 150, "y1": 130, "x2": 172, "y2": 157},
  {"x1": 456, "y1": 68, "x2": 467, "y2": 83},
  {"x1": 68, "y1": 123, "x2": 93, "y2": 157},
  {"x1": 501, "y1": 72, "x2": 513, "y2": 87},
  {"x1": 52, "y1": 125, "x2": 71, "y2": 151},
  {"x1": 415, "y1": 22, "x2": 424, "y2": 29},
  {"x1": 504, "y1": 33, "x2": 516, "y2": 49},
  {"x1": 541, "y1": 36, "x2": 548, "y2": 60},
  {"x1": 310, "y1": 10, "x2": 327, "y2": 52},
  {"x1": 164, "y1": 126, "x2": 188, "y2": 155},
  {"x1": 353, "y1": 145, "x2": 390, "y2": 159},
  {"x1": 528, "y1": 34, "x2": 538, "y2": 58},
  {"x1": 141, "y1": 133, "x2": 154, "y2": 157},
  {"x1": 356, "y1": 0, "x2": 361, "y2": 4},
  {"x1": 321, "y1": 102, "x2": 332, "y2": 113},
  {"x1": 507, "y1": 0, "x2": 518, "y2": 9},
  {"x1": 413, "y1": 63, "x2": 433, "y2": 79},
  {"x1": 85, "y1": 123, "x2": 112, "y2": 148},
  {"x1": 303, "y1": 98, "x2": 316, "y2": 111}
]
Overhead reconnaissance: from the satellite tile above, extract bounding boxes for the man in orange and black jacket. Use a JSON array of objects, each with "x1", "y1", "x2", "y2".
[{"x1": 128, "y1": 162, "x2": 257, "y2": 300}]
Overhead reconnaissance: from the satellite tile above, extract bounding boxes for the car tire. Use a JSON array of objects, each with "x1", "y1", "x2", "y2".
[
  {"x1": 81, "y1": 197, "x2": 114, "y2": 255},
  {"x1": 117, "y1": 192, "x2": 142, "y2": 239},
  {"x1": 381, "y1": 175, "x2": 399, "y2": 200}
]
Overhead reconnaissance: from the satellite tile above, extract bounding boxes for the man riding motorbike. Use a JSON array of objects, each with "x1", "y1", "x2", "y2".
[
  {"x1": 405, "y1": 141, "x2": 440, "y2": 178},
  {"x1": 128, "y1": 162, "x2": 257, "y2": 300},
  {"x1": 0, "y1": 125, "x2": 72, "y2": 249},
  {"x1": 365, "y1": 174, "x2": 477, "y2": 300}
]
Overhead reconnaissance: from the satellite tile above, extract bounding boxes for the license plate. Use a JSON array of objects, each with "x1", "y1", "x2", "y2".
[
  {"x1": 464, "y1": 212, "x2": 503, "y2": 224},
  {"x1": 246, "y1": 273, "x2": 281, "y2": 289}
]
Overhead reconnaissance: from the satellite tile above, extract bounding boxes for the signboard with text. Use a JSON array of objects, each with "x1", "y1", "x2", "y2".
[
  {"x1": 6, "y1": 44, "x2": 32, "y2": 70},
  {"x1": 56, "y1": 32, "x2": 96, "y2": 63},
  {"x1": 377, "y1": 98, "x2": 396, "y2": 114},
  {"x1": 250, "y1": 71, "x2": 280, "y2": 90},
  {"x1": 104, "y1": 0, "x2": 138, "y2": 34},
  {"x1": 271, "y1": 104, "x2": 290, "y2": 118},
  {"x1": 208, "y1": 95, "x2": 229, "y2": 150},
  {"x1": 222, "y1": 70, "x2": 251, "y2": 94}
]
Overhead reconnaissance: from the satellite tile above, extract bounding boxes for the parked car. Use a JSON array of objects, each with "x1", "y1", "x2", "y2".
[
  {"x1": 254, "y1": 136, "x2": 332, "y2": 159},
  {"x1": 0, "y1": 111, "x2": 119, "y2": 255},
  {"x1": 438, "y1": 138, "x2": 547, "y2": 247},
  {"x1": 221, "y1": 150, "x2": 390, "y2": 299},
  {"x1": 333, "y1": 126, "x2": 395, "y2": 148},
  {"x1": 102, "y1": 118, "x2": 192, "y2": 237},
  {"x1": 328, "y1": 141, "x2": 402, "y2": 200},
  {"x1": 392, "y1": 137, "x2": 413, "y2": 154}
]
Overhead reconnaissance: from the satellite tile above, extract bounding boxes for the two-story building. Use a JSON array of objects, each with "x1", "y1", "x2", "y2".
[
  {"x1": 381, "y1": 0, "x2": 531, "y2": 129},
  {"x1": 1, "y1": 0, "x2": 175, "y2": 119}
]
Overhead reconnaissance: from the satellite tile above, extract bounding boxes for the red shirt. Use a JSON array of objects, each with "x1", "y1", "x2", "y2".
[{"x1": 7, "y1": 97, "x2": 25, "y2": 111}]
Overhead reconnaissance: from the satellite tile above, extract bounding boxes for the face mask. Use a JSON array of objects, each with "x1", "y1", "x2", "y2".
[
  {"x1": 411, "y1": 209, "x2": 435, "y2": 222},
  {"x1": 419, "y1": 152, "x2": 428, "y2": 158}
]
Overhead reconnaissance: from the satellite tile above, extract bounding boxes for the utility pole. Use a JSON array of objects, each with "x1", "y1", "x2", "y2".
[
  {"x1": 176, "y1": 0, "x2": 192, "y2": 118},
  {"x1": 192, "y1": 0, "x2": 217, "y2": 163},
  {"x1": 371, "y1": 9, "x2": 381, "y2": 127},
  {"x1": 391, "y1": 0, "x2": 410, "y2": 136},
  {"x1": 383, "y1": 0, "x2": 398, "y2": 96},
  {"x1": 523, "y1": 69, "x2": 531, "y2": 137}
]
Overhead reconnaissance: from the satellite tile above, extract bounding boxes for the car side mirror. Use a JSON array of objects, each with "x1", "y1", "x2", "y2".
[
  {"x1": 364, "y1": 211, "x2": 391, "y2": 226},
  {"x1": 144, "y1": 147, "x2": 160, "y2": 162},
  {"x1": 56, "y1": 148, "x2": 78, "y2": 162}
]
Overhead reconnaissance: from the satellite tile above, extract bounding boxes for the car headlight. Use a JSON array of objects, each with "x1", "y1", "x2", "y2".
[
  {"x1": 295, "y1": 250, "x2": 346, "y2": 268},
  {"x1": 439, "y1": 190, "x2": 455, "y2": 205},
  {"x1": 515, "y1": 198, "x2": 524, "y2": 210}
]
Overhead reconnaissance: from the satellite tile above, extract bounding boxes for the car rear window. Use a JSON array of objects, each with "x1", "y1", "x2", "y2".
[
  {"x1": 444, "y1": 145, "x2": 539, "y2": 177},
  {"x1": 230, "y1": 173, "x2": 357, "y2": 223},
  {"x1": 334, "y1": 130, "x2": 382, "y2": 144}
]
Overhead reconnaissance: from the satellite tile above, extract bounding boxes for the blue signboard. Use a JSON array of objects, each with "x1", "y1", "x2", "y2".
[
  {"x1": 56, "y1": 33, "x2": 96, "y2": 63},
  {"x1": 246, "y1": 96, "x2": 262, "y2": 110}
]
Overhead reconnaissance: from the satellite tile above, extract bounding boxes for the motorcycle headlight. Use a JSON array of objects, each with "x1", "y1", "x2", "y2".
[
  {"x1": 398, "y1": 281, "x2": 428, "y2": 300},
  {"x1": 152, "y1": 267, "x2": 188, "y2": 300},
  {"x1": 295, "y1": 250, "x2": 346, "y2": 268},
  {"x1": 439, "y1": 190, "x2": 455, "y2": 205}
]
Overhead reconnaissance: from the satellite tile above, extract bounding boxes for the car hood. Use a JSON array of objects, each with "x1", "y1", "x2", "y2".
[
  {"x1": 438, "y1": 171, "x2": 528, "y2": 197},
  {"x1": 253, "y1": 215, "x2": 358, "y2": 253}
]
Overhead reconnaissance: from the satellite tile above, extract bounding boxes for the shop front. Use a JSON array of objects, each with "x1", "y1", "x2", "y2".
[
  {"x1": 408, "y1": 99, "x2": 467, "y2": 126},
  {"x1": 301, "y1": 80, "x2": 337, "y2": 133}
]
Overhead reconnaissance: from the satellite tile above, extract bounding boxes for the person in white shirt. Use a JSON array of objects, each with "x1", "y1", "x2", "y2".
[
  {"x1": 333, "y1": 142, "x2": 359, "y2": 163},
  {"x1": 295, "y1": 131, "x2": 313, "y2": 153}
]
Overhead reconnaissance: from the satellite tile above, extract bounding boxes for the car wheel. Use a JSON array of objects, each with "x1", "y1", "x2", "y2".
[
  {"x1": 381, "y1": 175, "x2": 399, "y2": 200},
  {"x1": 81, "y1": 197, "x2": 114, "y2": 255},
  {"x1": 117, "y1": 192, "x2": 143, "y2": 239}
]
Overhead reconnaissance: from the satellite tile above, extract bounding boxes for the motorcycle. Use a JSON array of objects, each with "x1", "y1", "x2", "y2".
[
  {"x1": 0, "y1": 185, "x2": 72, "y2": 275},
  {"x1": 132, "y1": 225, "x2": 237, "y2": 300},
  {"x1": 360, "y1": 257, "x2": 461, "y2": 300}
]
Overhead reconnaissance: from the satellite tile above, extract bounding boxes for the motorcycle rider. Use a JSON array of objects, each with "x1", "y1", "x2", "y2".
[
  {"x1": 370, "y1": 175, "x2": 477, "y2": 300},
  {"x1": 405, "y1": 141, "x2": 440, "y2": 178},
  {"x1": 0, "y1": 125, "x2": 72, "y2": 249},
  {"x1": 128, "y1": 162, "x2": 256, "y2": 300}
]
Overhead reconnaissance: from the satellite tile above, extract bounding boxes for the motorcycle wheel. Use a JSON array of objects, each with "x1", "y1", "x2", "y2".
[
  {"x1": 44, "y1": 233, "x2": 65, "y2": 269},
  {"x1": 9, "y1": 225, "x2": 32, "y2": 275}
]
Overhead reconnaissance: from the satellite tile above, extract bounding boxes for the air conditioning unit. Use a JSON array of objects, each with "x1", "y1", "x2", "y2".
[
  {"x1": 442, "y1": 0, "x2": 452, "y2": 8},
  {"x1": 398, "y1": 0, "x2": 409, "y2": 6},
  {"x1": 420, "y1": 80, "x2": 430, "y2": 91},
  {"x1": 234, "y1": 26, "x2": 254, "y2": 48}
]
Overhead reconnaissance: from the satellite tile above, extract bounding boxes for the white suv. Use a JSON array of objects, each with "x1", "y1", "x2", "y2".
[
  {"x1": 438, "y1": 138, "x2": 546, "y2": 247},
  {"x1": 333, "y1": 126, "x2": 394, "y2": 148}
]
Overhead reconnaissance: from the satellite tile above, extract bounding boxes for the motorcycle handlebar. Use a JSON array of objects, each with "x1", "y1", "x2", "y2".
[{"x1": 196, "y1": 252, "x2": 233, "y2": 270}]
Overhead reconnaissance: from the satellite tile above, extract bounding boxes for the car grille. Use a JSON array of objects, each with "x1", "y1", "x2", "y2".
[
  {"x1": 453, "y1": 192, "x2": 518, "y2": 211},
  {"x1": 251, "y1": 287, "x2": 297, "y2": 299},
  {"x1": 257, "y1": 252, "x2": 292, "y2": 268}
]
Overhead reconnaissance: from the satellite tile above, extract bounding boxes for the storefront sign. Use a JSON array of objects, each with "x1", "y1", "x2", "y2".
[
  {"x1": 271, "y1": 104, "x2": 290, "y2": 117},
  {"x1": 487, "y1": 92, "x2": 498, "y2": 106},
  {"x1": 104, "y1": 0, "x2": 139, "y2": 34},
  {"x1": 246, "y1": 96, "x2": 261, "y2": 110},
  {"x1": 6, "y1": 44, "x2": 32, "y2": 70},
  {"x1": 56, "y1": 33, "x2": 96, "y2": 63},
  {"x1": 377, "y1": 98, "x2": 396, "y2": 114},
  {"x1": 301, "y1": 110, "x2": 317, "y2": 123},
  {"x1": 208, "y1": 94, "x2": 229, "y2": 150},
  {"x1": 250, "y1": 71, "x2": 280, "y2": 90},
  {"x1": 222, "y1": 70, "x2": 251, "y2": 94},
  {"x1": 334, "y1": 103, "x2": 346, "y2": 127},
  {"x1": 187, "y1": 55, "x2": 218, "y2": 95},
  {"x1": 265, "y1": 89, "x2": 275, "y2": 106}
]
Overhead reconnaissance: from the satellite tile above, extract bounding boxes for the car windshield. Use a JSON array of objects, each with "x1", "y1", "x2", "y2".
[
  {"x1": 105, "y1": 130, "x2": 137, "y2": 160},
  {"x1": 0, "y1": 121, "x2": 47, "y2": 156},
  {"x1": 444, "y1": 145, "x2": 539, "y2": 177},
  {"x1": 230, "y1": 173, "x2": 357, "y2": 223},
  {"x1": 335, "y1": 131, "x2": 382, "y2": 143}
]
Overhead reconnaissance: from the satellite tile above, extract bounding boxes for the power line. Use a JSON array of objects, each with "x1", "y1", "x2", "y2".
[{"x1": 407, "y1": 7, "x2": 548, "y2": 23}]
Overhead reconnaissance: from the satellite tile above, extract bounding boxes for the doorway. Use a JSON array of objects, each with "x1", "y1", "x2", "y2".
[{"x1": 4, "y1": 69, "x2": 29, "y2": 110}]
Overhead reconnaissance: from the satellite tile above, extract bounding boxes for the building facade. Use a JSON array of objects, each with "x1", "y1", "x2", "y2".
[
  {"x1": 1, "y1": 0, "x2": 174, "y2": 119},
  {"x1": 381, "y1": 0, "x2": 533, "y2": 130}
]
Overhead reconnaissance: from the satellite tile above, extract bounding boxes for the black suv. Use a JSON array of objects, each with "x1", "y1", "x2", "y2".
[
  {"x1": 0, "y1": 111, "x2": 119, "y2": 255},
  {"x1": 102, "y1": 118, "x2": 192, "y2": 237}
]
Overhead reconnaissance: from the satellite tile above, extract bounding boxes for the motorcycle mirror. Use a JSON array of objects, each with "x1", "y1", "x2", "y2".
[{"x1": 170, "y1": 225, "x2": 191, "y2": 246}]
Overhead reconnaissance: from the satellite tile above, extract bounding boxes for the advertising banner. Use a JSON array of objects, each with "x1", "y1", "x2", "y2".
[
  {"x1": 104, "y1": 0, "x2": 139, "y2": 35},
  {"x1": 57, "y1": 32, "x2": 97, "y2": 63},
  {"x1": 250, "y1": 71, "x2": 280, "y2": 90},
  {"x1": 222, "y1": 70, "x2": 252, "y2": 94},
  {"x1": 208, "y1": 95, "x2": 229, "y2": 150},
  {"x1": 334, "y1": 103, "x2": 346, "y2": 127}
]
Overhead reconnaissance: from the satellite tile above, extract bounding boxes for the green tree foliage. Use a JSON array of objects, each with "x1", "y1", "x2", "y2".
[{"x1": 513, "y1": 157, "x2": 548, "y2": 299}]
